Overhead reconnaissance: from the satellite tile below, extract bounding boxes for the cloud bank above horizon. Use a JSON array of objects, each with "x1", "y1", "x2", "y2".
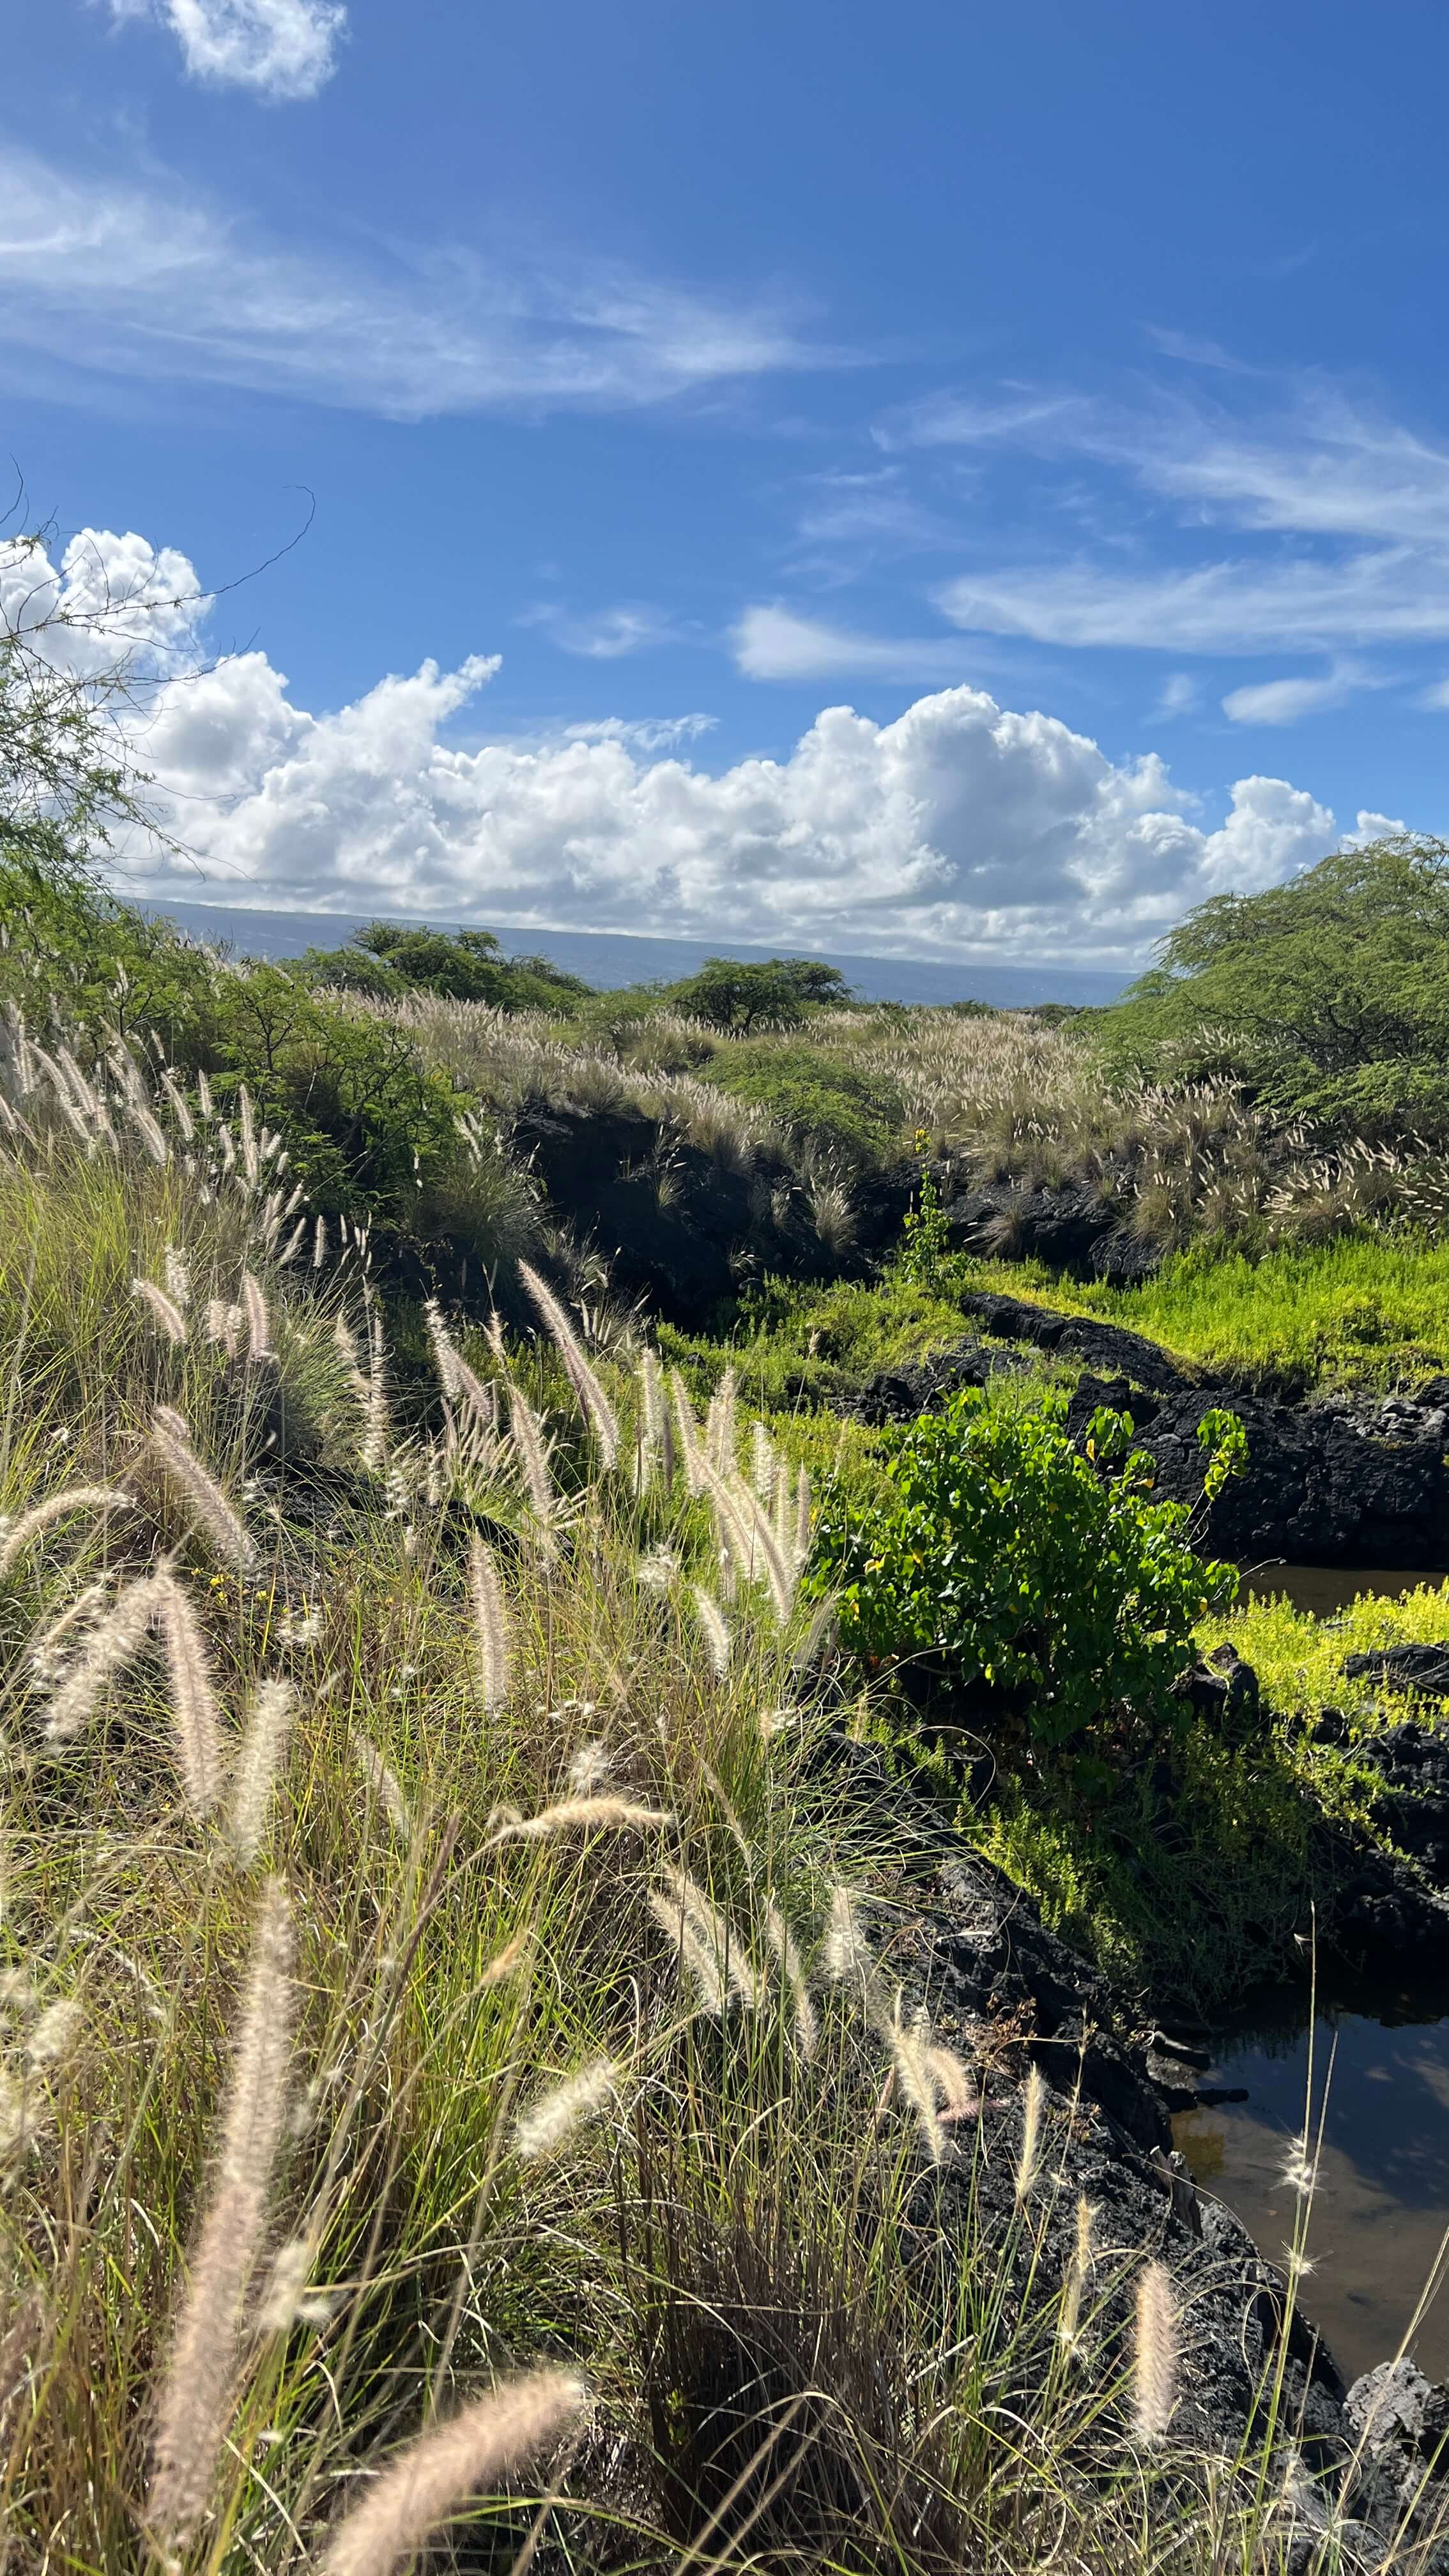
[{"x1": 22, "y1": 527, "x2": 1404, "y2": 972}]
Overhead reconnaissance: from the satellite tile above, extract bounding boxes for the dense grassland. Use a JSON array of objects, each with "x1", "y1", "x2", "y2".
[{"x1": 3, "y1": 1034, "x2": 1384, "y2": 2576}]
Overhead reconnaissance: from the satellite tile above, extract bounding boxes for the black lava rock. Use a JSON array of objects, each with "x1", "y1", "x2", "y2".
[
  {"x1": 1345, "y1": 1643, "x2": 1449, "y2": 1699},
  {"x1": 958, "y1": 1289, "x2": 1197, "y2": 1395},
  {"x1": 1138, "y1": 1388, "x2": 1449, "y2": 1568}
]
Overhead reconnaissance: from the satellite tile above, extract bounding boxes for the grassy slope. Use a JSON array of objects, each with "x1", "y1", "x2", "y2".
[{"x1": 10, "y1": 1075, "x2": 1308, "y2": 2576}]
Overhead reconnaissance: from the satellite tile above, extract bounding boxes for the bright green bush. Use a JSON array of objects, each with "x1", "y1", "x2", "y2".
[{"x1": 813, "y1": 1392, "x2": 1239, "y2": 1751}]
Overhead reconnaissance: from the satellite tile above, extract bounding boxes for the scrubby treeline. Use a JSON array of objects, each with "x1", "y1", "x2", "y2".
[{"x1": 19, "y1": 829, "x2": 1449, "y2": 1324}]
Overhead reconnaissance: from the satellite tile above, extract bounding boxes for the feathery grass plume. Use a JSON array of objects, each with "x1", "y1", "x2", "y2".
[
  {"x1": 318, "y1": 2368, "x2": 585, "y2": 2576},
  {"x1": 508, "y1": 1384, "x2": 558, "y2": 1541},
  {"x1": 44, "y1": 1572, "x2": 159, "y2": 1742},
  {"x1": 1015, "y1": 2064, "x2": 1047, "y2": 2204},
  {"x1": 691, "y1": 1454, "x2": 753, "y2": 1577},
  {"x1": 630, "y1": 1358, "x2": 654, "y2": 1492},
  {"x1": 204, "y1": 1296, "x2": 240, "y2": 1357},
  {"x1": 227, "y1": 1678, "x2": 295, "y2": 1867},
  {"x1": 131, "y1": 1275, "x2": 187, "y2": 1343},
  {"x1": 426, "y1": 1303, "x2": 500, "y2": 1448},
  {"x1": 160, "y1": 1073, "x2": 195, "y2": 1144},
  {"x1": 927, "y1": 2043, "x2": 979, "y2": 2127},
  {"x1": 1279, "y1": 2137, "x2": 1315, "y2": 2196},
  {"x1": 334, "y1": 1310, "x2": 371, "y2": 1407},
  {"x1": 647, "y1": 1888, "x2": 727, "y2": 2012},
  {"x1": 1059, "y1": 2196, "x2": 1095, "y2": 2354},
  {"x1": 668, "y1": 1370, "x2": 706, "y2": 1495},
  {"x1": 128, "y1": 1100, "x2": 171, "y2": 1167},
  {"x1": 26, "y1": 1996, "x2": 82, "y2": 2068},
  {"x1": 312, "y1": 1213, "x2": 328, "y2": 1268},
  {"x1": 763, "y1": 1901, "x2": 818, "y2": 2057},
  {"x1": 148, "y1": 1880, "x2": 295, "y2": 2547},
  {"x1": 237, "y1": 1083, "x2": 260, "y2": 1186},
  {"x1": 891, "y1": 2004, "x2": 949, "y2": 2165},
  {"x1": 636, "y1": 1542, "x2": 680, "y2": 1593},
  {"x1": 514, "y1": 2057, "x2": 617, "y2": 2160},
  {"x1": 772, "y1": 1450, "x2": 793, "y2": 1563},
  {"x1": 659, "y1": 1864, "x2": 762, "y2": 2009},
  {"x1": 151, "y1": 1572, "x2": 226, "y2": 1816},
  {"x1": 150, "y1": 1411, "x2": 258, "y2": 1574},
  {"x1": 241, "y1": 1269, "x2": 274, "y2": 1363},
  {"x1": 486, "y1": 1795, "x2": 671, "y2": 1848},
  {"x1": 750, "y1": 1418, "x2": 777, "y2": 1506},
  {"x1": 700, "y1": 1460, "x2": 794, "y2": 1620},
  {"x1": 164, "y1": 1245, "x2": 192, "y2": 1308},
  {"x1": 468, "y1": 1533, "x2": 510, "y2": 1715},
  {"x1": 790, "y1": 1594, "x2": 838, "y2": 1680},
  {"x1": 822, "y1": 1885, "x2": 871, "y2": 1986},
  {"x1": 518, "y1": 1261, "x2": 620, "y2": 1469},
  {"x1": 257, "y1": 2235, "x2": 331, "y2": 2334},
  {"x1": 28, "y1": 1573, "x2": 109, "y2": 1679},
  {"x1": 352, "y1": 1734, "x2": 412, "y2": 1839},
  {"x1": 704, "y1": 1365, "x2": 737, "y2": 1475},
  {"x1": 424, "y1": 1297, "x2": 460, "y2": 1399},
  {"x1": 1131, "y1": 2260, "x2": 1178, "y2": 2446},
  {"x1": 277, "y1": 1216, "x2": 307, "y2": 1266},
  {"x1": 690, "y1": 1584, "x2": 732, "y2": 1678},
  {"x1": 567, "y1": 1741, "x2": 611, "y2": 1794},
  {"x1": 361, "y1": 1308, "x2": 391, "y2": 1474},
  {"x1": 0, "y1": 1485, "x2": 131, "y2": 1581},
  {"x1": 632, "y1": 1346, "x2": 671, "y2": 1493}
]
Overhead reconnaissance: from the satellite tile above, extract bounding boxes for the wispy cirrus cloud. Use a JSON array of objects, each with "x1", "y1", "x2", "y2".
[
  {"x1": 523, "y1": 602, "x2": 693, "y2": 659},
  {"x1": 106, "y1": 0, "x2": 346, "y2": 100},
  {"x1": 884, "y1": 369, "x2": 1449, "y2": 659},
  {"x1": 0, "y1": 144, "x2": 839, "y2": 420},
  {"x1": 936, "y1": 552, "x2": 1449, "y2": 654}
]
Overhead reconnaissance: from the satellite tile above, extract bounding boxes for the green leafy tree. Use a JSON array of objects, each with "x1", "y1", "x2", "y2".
[
  {"x1": 1101, "y1": 834, "x2": 1449, "y2": 1140},
  {"x1": 666, "y1": 954, "x2": 853, "y2": 1034},
  {"x1": 303, "y1": 921, "x2": 592, "y2": 1013},
  {"x1": 812, "y1": 1392, "x2": 1241, "y2": 1752}
]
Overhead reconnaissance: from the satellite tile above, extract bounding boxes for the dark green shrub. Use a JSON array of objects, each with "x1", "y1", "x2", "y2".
[
  {"x1": 299, "y1": 921, "x2": 592, "y2": 1013},
  {"x1": 664, "y1": 955, "x2": 852, "y2": 1034},
  {"x1": 813, "y1": 1393, "x2": 1240, "y2": 1752}
]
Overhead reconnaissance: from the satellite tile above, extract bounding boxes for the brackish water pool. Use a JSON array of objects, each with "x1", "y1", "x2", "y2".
[
  {"x1": 1173, "y1": 1992, "x2": 1449, "y2": 2383},
  {"x1": 1238, "y1": 1565, "x2": 1449, "y2": 1616}
]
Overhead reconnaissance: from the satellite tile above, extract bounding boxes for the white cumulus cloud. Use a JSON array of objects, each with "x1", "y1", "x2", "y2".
[
  {"x1": 26, "y1": 528, "x2": 1381, "y2": 969},
  {"x1": 108, "y1": 0, "x2": 346, "y2": 100}
]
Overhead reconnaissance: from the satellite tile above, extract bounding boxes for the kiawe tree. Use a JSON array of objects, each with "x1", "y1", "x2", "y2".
[
  {"x1": 664, "y1": 953, "x2": 854, "y2": 1034},
  {"x1": 1101, "y1": 834, "x2": 1449, "y2": 1142}
]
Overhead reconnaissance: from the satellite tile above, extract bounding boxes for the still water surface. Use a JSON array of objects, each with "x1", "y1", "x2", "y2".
[
  {"x1": 1238, "y1": 1565, "x2": 1449, "y2": 1616},
  {"x1": 1174, "y1": 1994, "x2": 1449, "y2": 2382}
]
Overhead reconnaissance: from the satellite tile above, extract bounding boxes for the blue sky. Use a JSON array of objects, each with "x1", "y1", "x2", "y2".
[{"x1": 7, "y1": 0, "x2": 1449, "y2": 964}]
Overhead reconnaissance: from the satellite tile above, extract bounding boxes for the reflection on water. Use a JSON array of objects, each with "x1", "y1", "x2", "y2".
[
  {"x1": 1174, "y1": 1991, "x2": 1449, "y2": 2382},
  {"x1": 1238, "y1": 1564, "x2": 1449, "y2": 1616}
]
